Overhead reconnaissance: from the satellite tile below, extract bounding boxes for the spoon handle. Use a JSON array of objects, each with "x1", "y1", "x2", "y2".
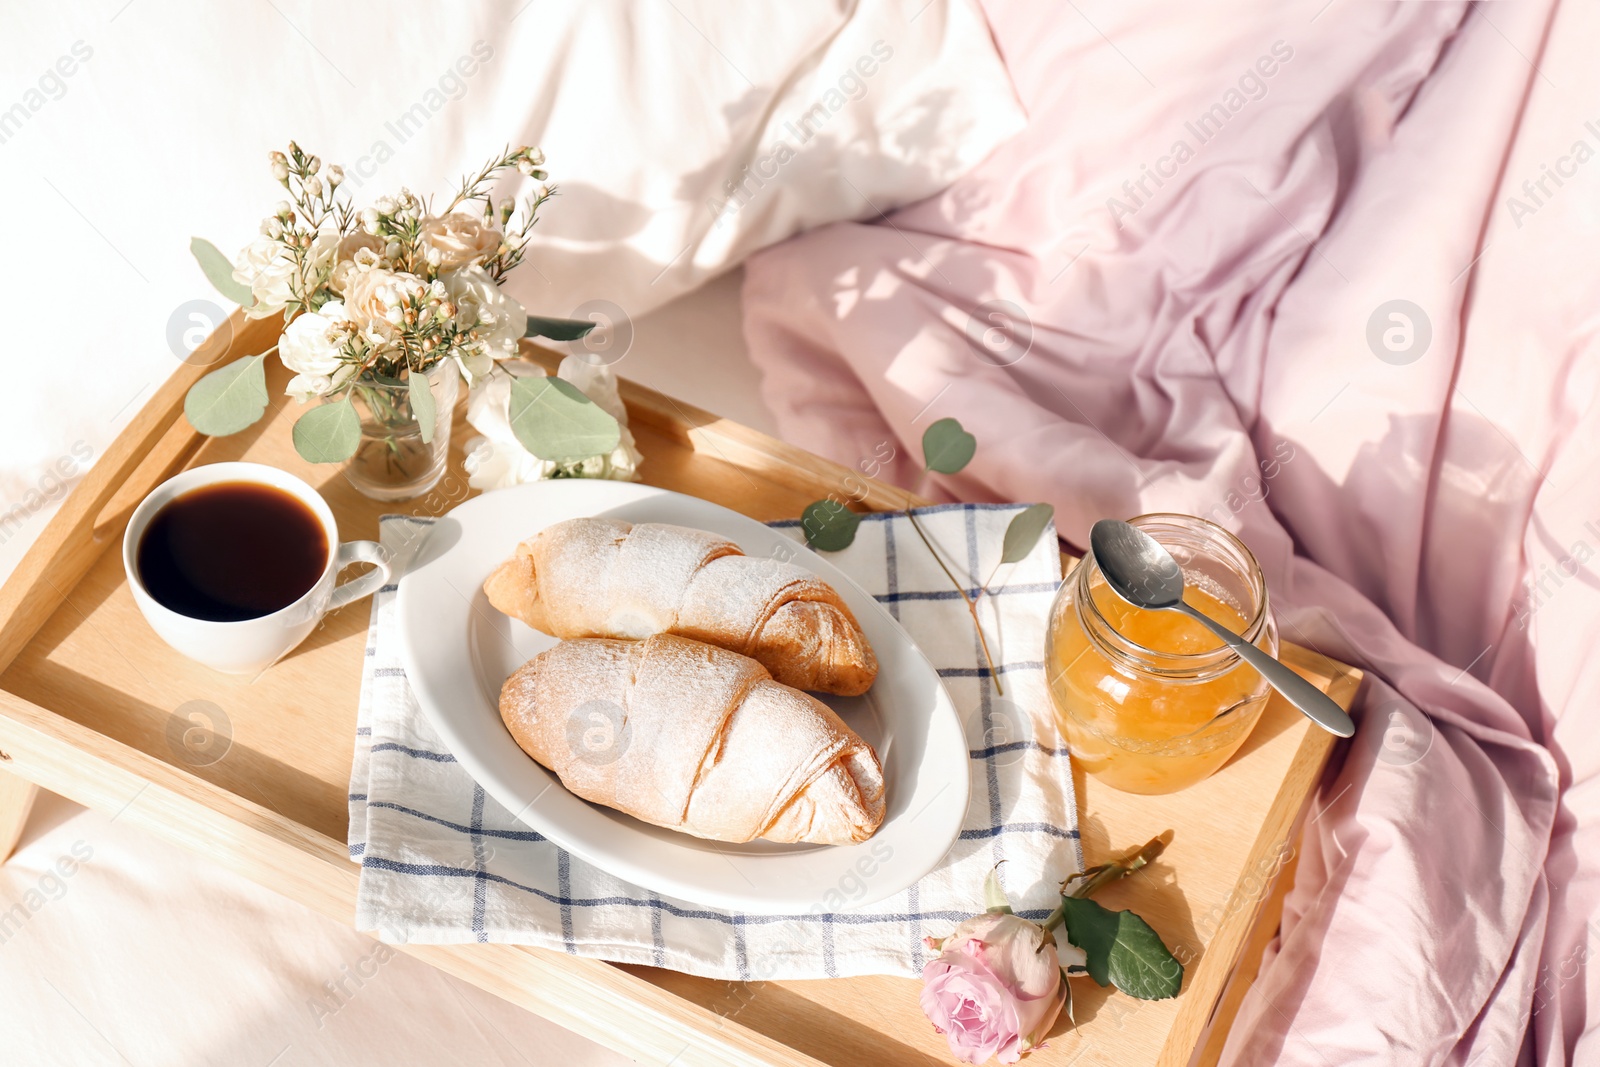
[{"x1": 1171, "y1": 602, "x2": 1356, "y2": 738}]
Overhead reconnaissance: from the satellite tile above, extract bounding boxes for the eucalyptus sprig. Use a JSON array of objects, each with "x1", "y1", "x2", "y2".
[{"x1": 799, "y1": 418, "x2": 1058, "y2": 696}]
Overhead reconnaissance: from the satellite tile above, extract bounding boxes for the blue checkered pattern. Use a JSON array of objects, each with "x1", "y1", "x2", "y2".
[{"x1": 348, "y1": 503, "x2": 1081, "y2": 979}]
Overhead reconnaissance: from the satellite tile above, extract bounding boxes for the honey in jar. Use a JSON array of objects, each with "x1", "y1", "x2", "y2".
[{"x1": 1045, "y1": 514, "x2": 1278, "y2": 794}]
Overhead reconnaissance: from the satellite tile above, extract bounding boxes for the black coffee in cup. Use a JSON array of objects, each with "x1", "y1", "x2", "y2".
[{"x1": 135, "y1": 481, "x2": 329, "y2": 622}]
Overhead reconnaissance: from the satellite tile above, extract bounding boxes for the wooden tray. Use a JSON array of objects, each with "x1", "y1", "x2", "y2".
[{"x1": 0, "y1": 312, "x2": 1361, "y2": 1067}]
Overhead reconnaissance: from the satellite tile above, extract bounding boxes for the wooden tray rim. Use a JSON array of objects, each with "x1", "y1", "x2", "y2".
[{"x1": 0, "y1": 310, "x2": 1363, "y2": 1067}]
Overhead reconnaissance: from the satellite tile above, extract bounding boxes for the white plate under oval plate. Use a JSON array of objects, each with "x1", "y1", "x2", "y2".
[{"x1": 395, "y1": 480, "x2": 969, "y2": 915}]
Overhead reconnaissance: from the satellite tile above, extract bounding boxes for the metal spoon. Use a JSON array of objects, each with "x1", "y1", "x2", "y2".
[{"x1": 1089, "y1": 519, "x2": 1355, "y2": 738}]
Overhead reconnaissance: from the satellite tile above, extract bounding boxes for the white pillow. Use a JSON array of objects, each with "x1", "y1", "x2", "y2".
[
  {"x1": 1, "y1": 0, "x2": 1020, "y2": 573},
  {"x1": 481, "y1": 0, "x2": 1025, "y2": 321}
]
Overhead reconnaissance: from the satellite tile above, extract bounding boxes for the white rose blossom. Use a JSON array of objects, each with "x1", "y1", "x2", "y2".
[
  {"x1": 342, "y1": 267, "x2": 425, "y2": 342},
  {"x1": 232, "y1": 231, "x2": 337, "y2": 318},
  {"x1": 442, "y1": 265, "x2": 527, "y2": 383},
  {"x1": 461, "y1": 356, "x2": 641, "y2": 490},
  {"x1": 278, "y1": 301, "x2": 357, "y2": 402},
  {"x1": 328, "y1": 233, "x2": 386, "y2": 293},
  {"x1": 420, "y1": 212, "x2": 504, "y2": 270}
]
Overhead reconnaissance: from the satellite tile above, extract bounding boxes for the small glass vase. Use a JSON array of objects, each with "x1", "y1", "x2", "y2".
[{"x1": 336, "y1": 363, "x2": 459, "y2": 502}]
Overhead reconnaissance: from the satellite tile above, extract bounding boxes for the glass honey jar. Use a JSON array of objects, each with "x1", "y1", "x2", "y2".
[{"x1": 1045, "y1": 514, "x2": 1278, "y2": 795}]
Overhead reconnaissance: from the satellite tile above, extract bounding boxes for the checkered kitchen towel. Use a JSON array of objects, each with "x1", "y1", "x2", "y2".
[{"x1": 347, "y1": 503, "x2": 1081, "y2": 980}]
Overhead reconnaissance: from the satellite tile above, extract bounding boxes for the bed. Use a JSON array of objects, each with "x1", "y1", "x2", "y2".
[{"x1": 740, "y1": 2, "x2": 1593, "y2": 1063}]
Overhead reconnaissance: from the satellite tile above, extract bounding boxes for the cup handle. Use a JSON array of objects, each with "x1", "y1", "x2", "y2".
[{"x1": 327, "y1": 540, "x2": 392, "y2": 611}]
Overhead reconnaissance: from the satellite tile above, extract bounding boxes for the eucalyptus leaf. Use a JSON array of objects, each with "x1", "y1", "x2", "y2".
[
  {"x1": 1059, "y1": 896, "x2": 1183, "y2": 1000},
  {"x1": 922, "y1": 417, "x2": 976, "y2": 475},
  {"x1": 409, "y1": 371, "x2": 437, "y2": 445},
  {"x1": 508, "y1": 376, "x2": 620, "y2": 461},
  {"x1": 292, "y1": 397, "x2": 362, "y2": 463},
  {"x1": 524, "y1": 315, "x2": 598, "y2": 341},
  {"x1": 190, "y1": 237, "x2": 256, "y2": 308},
  {"x1": 184, "y1": 354, "x2": 268, "y2": 436},
  {"x1": 1001, "y1": 503, "x2": 1056, "y2": 564},
  {"x1": 800, "y1": 499, "x2": 862, "y2": 552}
]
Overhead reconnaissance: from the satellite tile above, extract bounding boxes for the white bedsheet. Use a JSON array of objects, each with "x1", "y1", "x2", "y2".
[{"x1": 1, "y1": 791, "x2": 636, "y2": 1067}]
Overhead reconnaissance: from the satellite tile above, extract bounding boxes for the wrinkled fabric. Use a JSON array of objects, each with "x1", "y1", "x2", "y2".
[{"x1": 741, "y1": 1, "x2": 1600, "y2": 1062}]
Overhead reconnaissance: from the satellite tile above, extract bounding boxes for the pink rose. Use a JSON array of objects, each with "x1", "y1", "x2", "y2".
[{"x1": 920, "y1": 912, "x2": 1068, "y2": 1064}]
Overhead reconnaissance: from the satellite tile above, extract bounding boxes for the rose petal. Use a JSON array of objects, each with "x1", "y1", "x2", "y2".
[{"x1": 922, "y1": 954, "x2": 1021, "y2": 1065}]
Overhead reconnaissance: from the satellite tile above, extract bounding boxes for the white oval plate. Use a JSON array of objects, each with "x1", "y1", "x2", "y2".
[{"x1": 395, "y1": 479, "x2": 968, "y2": 915}]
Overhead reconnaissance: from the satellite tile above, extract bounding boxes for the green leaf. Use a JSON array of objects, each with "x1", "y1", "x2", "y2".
[
  {"x1": 184, "y1": 355, "x2": 268, "y2": 436},
  {"x1": 508, "y1": 376, "x2": 620, "y2": 461},
  {"x1": 1058, "y1": 896, "x2": 1116, "y2": 987},
  {"x1": 1103, "y1": 909, "x2": 1183, "y2": 1000},
  {"x1": 922, "y1": 417, "x2": 976, "y2": 474},
  {"x1": 1059, "y1": 896, "x2": 1183, "y2": 1000},
  {"x1": 799, "y1": 500, "x2": 862, "y2": 552},
  {"x1": 524, "y1": 315, "x2": 597, "y2": 341},
  {"x1": 409, "y1": 371, "x2": 437, "y2": 445},
  {"x1": 292, "y1": 397, "x2": 361, "y2": 463},
  {"x1": 1001, "y1": 503, "x2": 1056, "y2": 564},
  {"x1": 191, "y1": 237, "x2": 256, "y2": 308}
]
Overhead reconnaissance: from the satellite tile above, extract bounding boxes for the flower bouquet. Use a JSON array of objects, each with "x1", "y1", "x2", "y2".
[{"x1": 186, "y1": 141, "x2": 626, "y2": 500}]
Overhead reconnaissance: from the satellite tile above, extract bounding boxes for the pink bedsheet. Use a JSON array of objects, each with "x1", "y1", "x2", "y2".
[{"x1": 740, "y1": 2, "x2": 1600, "y2": 1062}]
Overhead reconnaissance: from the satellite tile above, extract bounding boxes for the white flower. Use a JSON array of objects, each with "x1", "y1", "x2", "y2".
[
  {"x1": 342, "y1": 267, "x2": 424, "y2": 340},
  {"x1": 329, "y1": 233, "x2": 384, "y2": 293},
  {"x1": 232, "y1": 232, "x2": 336, "y2": 318},
  {"x1": 461, "y1": 355, "x2": 642, "y2": 491},
  {"x1": 441, "y1": 265, "x2": 527, "y2": 377},
  {"x1": 279, "y1": 301, "x2": 357, "y2": 402},
  {"x1": 421, "y1": 213, "x2": 503, "y2": 270},
  {"x1": 449, "y1": 340, "x2": 494, "y2": 385}
]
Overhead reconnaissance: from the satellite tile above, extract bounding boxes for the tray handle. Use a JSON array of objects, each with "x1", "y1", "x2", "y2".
[{"x1": 0, "y1": 310, "x2": 283, "y2": 673}]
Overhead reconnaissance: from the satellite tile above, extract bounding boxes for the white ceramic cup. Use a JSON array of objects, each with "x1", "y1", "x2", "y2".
[{"x1": 122, "y1": 462, "x2": 391, "y2": 674}]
